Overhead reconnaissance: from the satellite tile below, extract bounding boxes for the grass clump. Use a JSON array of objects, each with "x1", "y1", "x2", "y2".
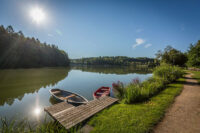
[
  {"x1": 0, "y1": 117, "x2": 81, "y2": 133},
  {"x1": 113, "y1": 64, "x2": 184, "y2": 104},
  {"x1": 89, "y1": 78, "x2": 185, "y2": 133},
  {"x1": 0, "y1": 117, "x2": 28, "y2": 133}
]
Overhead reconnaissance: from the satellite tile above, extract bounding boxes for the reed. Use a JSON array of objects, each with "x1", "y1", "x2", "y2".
[
  {"x1": 0, "y1": 117, "x2": 81, "y2": 133},
  {"x1": 112, "y1": 81, "x2": 125, "y2": 100},
  {"x1": 112, "y1": 64, "x2": 184, "y2": 104}
]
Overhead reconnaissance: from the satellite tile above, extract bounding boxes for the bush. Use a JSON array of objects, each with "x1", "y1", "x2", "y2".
[
  {"x1": 187, "y1": 40, "x2": 200, "y2": 67},
  {"x1": 113, "y1": 64, "x2": 184, "y2": 104},
  {"x1": 153, "y1": 64, "x2": 184, "y2": 83}
]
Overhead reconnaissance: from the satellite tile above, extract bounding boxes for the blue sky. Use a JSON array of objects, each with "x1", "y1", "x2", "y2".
[{"x1": 0, "y1": 0, "x2": 200, "y2": 58}]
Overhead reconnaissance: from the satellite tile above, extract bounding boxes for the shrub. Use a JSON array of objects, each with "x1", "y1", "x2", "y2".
[
  {"x1": 153, "y1": 64, "x2": 183, "y2": 83},
  {"x1": 113, "y1": 64, "x2": 184, "y2": 104}
]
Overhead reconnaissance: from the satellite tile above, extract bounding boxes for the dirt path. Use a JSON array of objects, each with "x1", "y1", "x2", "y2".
[{"x1": 154, "y1": 73, "x2": 200, "y2": 133}]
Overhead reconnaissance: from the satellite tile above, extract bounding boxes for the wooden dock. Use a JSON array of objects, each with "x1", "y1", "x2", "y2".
[{"x1": 44, "y1": 96, "x2": 118, "y2": 129}]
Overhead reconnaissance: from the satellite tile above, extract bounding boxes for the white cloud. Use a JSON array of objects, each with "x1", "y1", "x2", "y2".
[
  {"x1": 132, "y1": 38, "x2": 145, "y2": 48},
  {"x1": 136, "y1": 38, "x2": 145, "y2": 44},
  {"x1": 48, "y1": 34, "x2": 54, "y2": 37},
  {"x1": 144, "y1": 43, "x2": 152, "y2": 48},
  {"x1": 56, "y1": 29, "x2": 62, "y2": 36}
]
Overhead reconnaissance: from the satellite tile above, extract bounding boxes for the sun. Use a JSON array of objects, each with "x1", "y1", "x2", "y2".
[{"x1": 30, "y1": 7, "x2": 45, "y2": 24}]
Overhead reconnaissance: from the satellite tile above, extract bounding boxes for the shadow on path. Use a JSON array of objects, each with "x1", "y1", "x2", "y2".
[
  {"x1": 154, "y1": 72, "x2": 200, "y2": 133},
  {"x1": 175, "y1": 80, "x2": 199, "y2": 86},
  {"x1": 184, "y1": 76, "x2": 200, "y2": 80}
]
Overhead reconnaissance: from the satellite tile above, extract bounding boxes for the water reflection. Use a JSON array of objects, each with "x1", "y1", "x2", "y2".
[
  {"x1": 0, "y1": 66, "x2": 152, "y2": 123},
  {"x1": 0, "y1": 66, "x2": 152, "y2": 106},
  {"x1": 0, "y1": 68, "x2": 70, "y2": 106},
  {"x1": 49, "y1": 96, "x2": 60, "y2": 105},
  {"x1": 71, "y1": 65, "x2": 152, "y2": 74},
  {"x1": 33, "y1": 107, "x2": 41, "y2": 116}
]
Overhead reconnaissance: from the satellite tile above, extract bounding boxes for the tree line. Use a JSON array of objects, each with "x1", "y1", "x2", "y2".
[
  {"x1": 71, "y1": 56, "x2": 158, "y2": 67},
  {"x1": 156, "y1": 40, "x2": 200, "y2": 68},
  {"x1": 1, "y1": 24, "x2": 199, "y2": 68},
  {"x1": 71, "y1": 39, "x2": 200, "y2": 68},
  {"x1": 0, "y1": 25, "x2": 69, "y2": 68}
]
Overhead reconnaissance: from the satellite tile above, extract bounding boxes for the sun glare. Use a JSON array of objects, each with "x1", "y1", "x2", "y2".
[
  {"x1": 34, "y1": 107, "x2": 41, "y2": 115},
  {"x1": 30, "y1": 7, "x2": 45, "y2": 24}
]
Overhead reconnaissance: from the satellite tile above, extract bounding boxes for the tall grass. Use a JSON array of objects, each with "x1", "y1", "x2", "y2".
[
  {"x1": 153, "y1": 64, "x2": 184, "y2": 83},
  {"x1": 113, "y1": 64, "x2": 184, "y2": 104},
  {"x1": 0, "y1": 117, "x2": 81, "y2": 133},
  {"x1": 112, "y1": 81, "x2": 125, "y2": 100}
]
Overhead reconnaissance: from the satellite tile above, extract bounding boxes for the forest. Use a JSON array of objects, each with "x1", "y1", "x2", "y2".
[
  {"x1": 0, "y1": 25, "x2": 69, "y2": 68},
  {"x1": 71, "y1": 56, "x2": 157, "y2": 67},
  {"x1": 155, "y1": 41, "x2": 200, "y2": 68}
]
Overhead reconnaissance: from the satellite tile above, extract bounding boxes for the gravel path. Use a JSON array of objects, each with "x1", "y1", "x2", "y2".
[{"x1": 154, "y1": 73, "x2": 200, "y2": 133}]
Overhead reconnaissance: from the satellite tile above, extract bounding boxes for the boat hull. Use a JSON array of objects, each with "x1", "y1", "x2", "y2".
[
  {"x1": 50, "y1": 88, "x2": 88, "y2": 104},
  {"x1": 93, "y1": 86, "x2": 111, "y2": 99}
]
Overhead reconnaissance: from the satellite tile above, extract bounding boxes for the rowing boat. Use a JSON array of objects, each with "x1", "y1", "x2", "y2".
[
  {"x1": 93, "y1": 86, "x2": 111, "y2": 99},
  {"x1": 50, "y1": 88, "x2": 88, "y2": 104}
]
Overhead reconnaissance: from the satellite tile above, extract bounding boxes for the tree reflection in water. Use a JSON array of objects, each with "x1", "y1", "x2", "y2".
[{"x1": 0, "y1": 67, "x2": 70, "y2": 106}]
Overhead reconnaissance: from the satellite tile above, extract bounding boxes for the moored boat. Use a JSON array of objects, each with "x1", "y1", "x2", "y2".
[
  {"x1": 93, "y1": 86, "x2": 111, "y2": 99},
  {"x1": 50, "y1": 88, "x2": 88, "y2": 104}
]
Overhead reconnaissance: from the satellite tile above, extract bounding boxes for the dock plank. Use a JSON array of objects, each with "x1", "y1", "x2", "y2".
[
  {"x1": 44, "y1": 102, "x2": 74, "y2": 116},
  {"x1": 62, "y1": 96, "x2": 117, "y2": 129},
  {"x1": 44, "y1": 96, "x2": 118, "y2": 129}
]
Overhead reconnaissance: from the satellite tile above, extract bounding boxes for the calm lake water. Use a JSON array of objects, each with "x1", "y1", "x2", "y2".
[{"x1": 0, "y1": 66, "x2": 152, "y2": 124}]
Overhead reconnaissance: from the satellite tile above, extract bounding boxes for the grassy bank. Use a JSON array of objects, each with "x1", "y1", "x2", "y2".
[
  {"x1": 89, "y1": 78, "x2": 185, "y2": 133},
  {"x1": 112, "y1": 65, "x2": 183, "y2": 104}
]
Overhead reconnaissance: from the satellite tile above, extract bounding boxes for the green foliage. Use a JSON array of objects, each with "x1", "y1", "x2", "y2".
[
  {"x1": 0, "y1": 25, "x2": 69, "y2": 68},
  {"x1": 89, "y1": 78, "x2": 185, "y2": 133},
  {"x1": 0, "y1": 117, "x2": 81, "y2": 133},
  {"x1": 156, "y1": 45, "x2": 187, "y2": 66},
  {"x1": 71, "y1": 56, "x2": 158, "y2": 67},
  {"x1": 153, "y1": 64, "x2": 184, "y2": 83},
  {"x1": 0, "y1": 117, "x2": 27, "y2": 133},
  {"x1": 187, "y1": 40, "x2": 200, "y2": 67},
  {"x1": 122, "y1": 78, "x2": 165, "y2": 103},
  {"x1": 113, "y1": 64, "x2": 184, "y2": 104},
  {"x1": 124, "y1": 83, "x2": 142, "y2": 103}
]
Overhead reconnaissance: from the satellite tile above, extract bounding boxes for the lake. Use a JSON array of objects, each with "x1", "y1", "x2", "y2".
[{"x1": 0, "y1": 66, "x2": 152, "y2": 124}]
